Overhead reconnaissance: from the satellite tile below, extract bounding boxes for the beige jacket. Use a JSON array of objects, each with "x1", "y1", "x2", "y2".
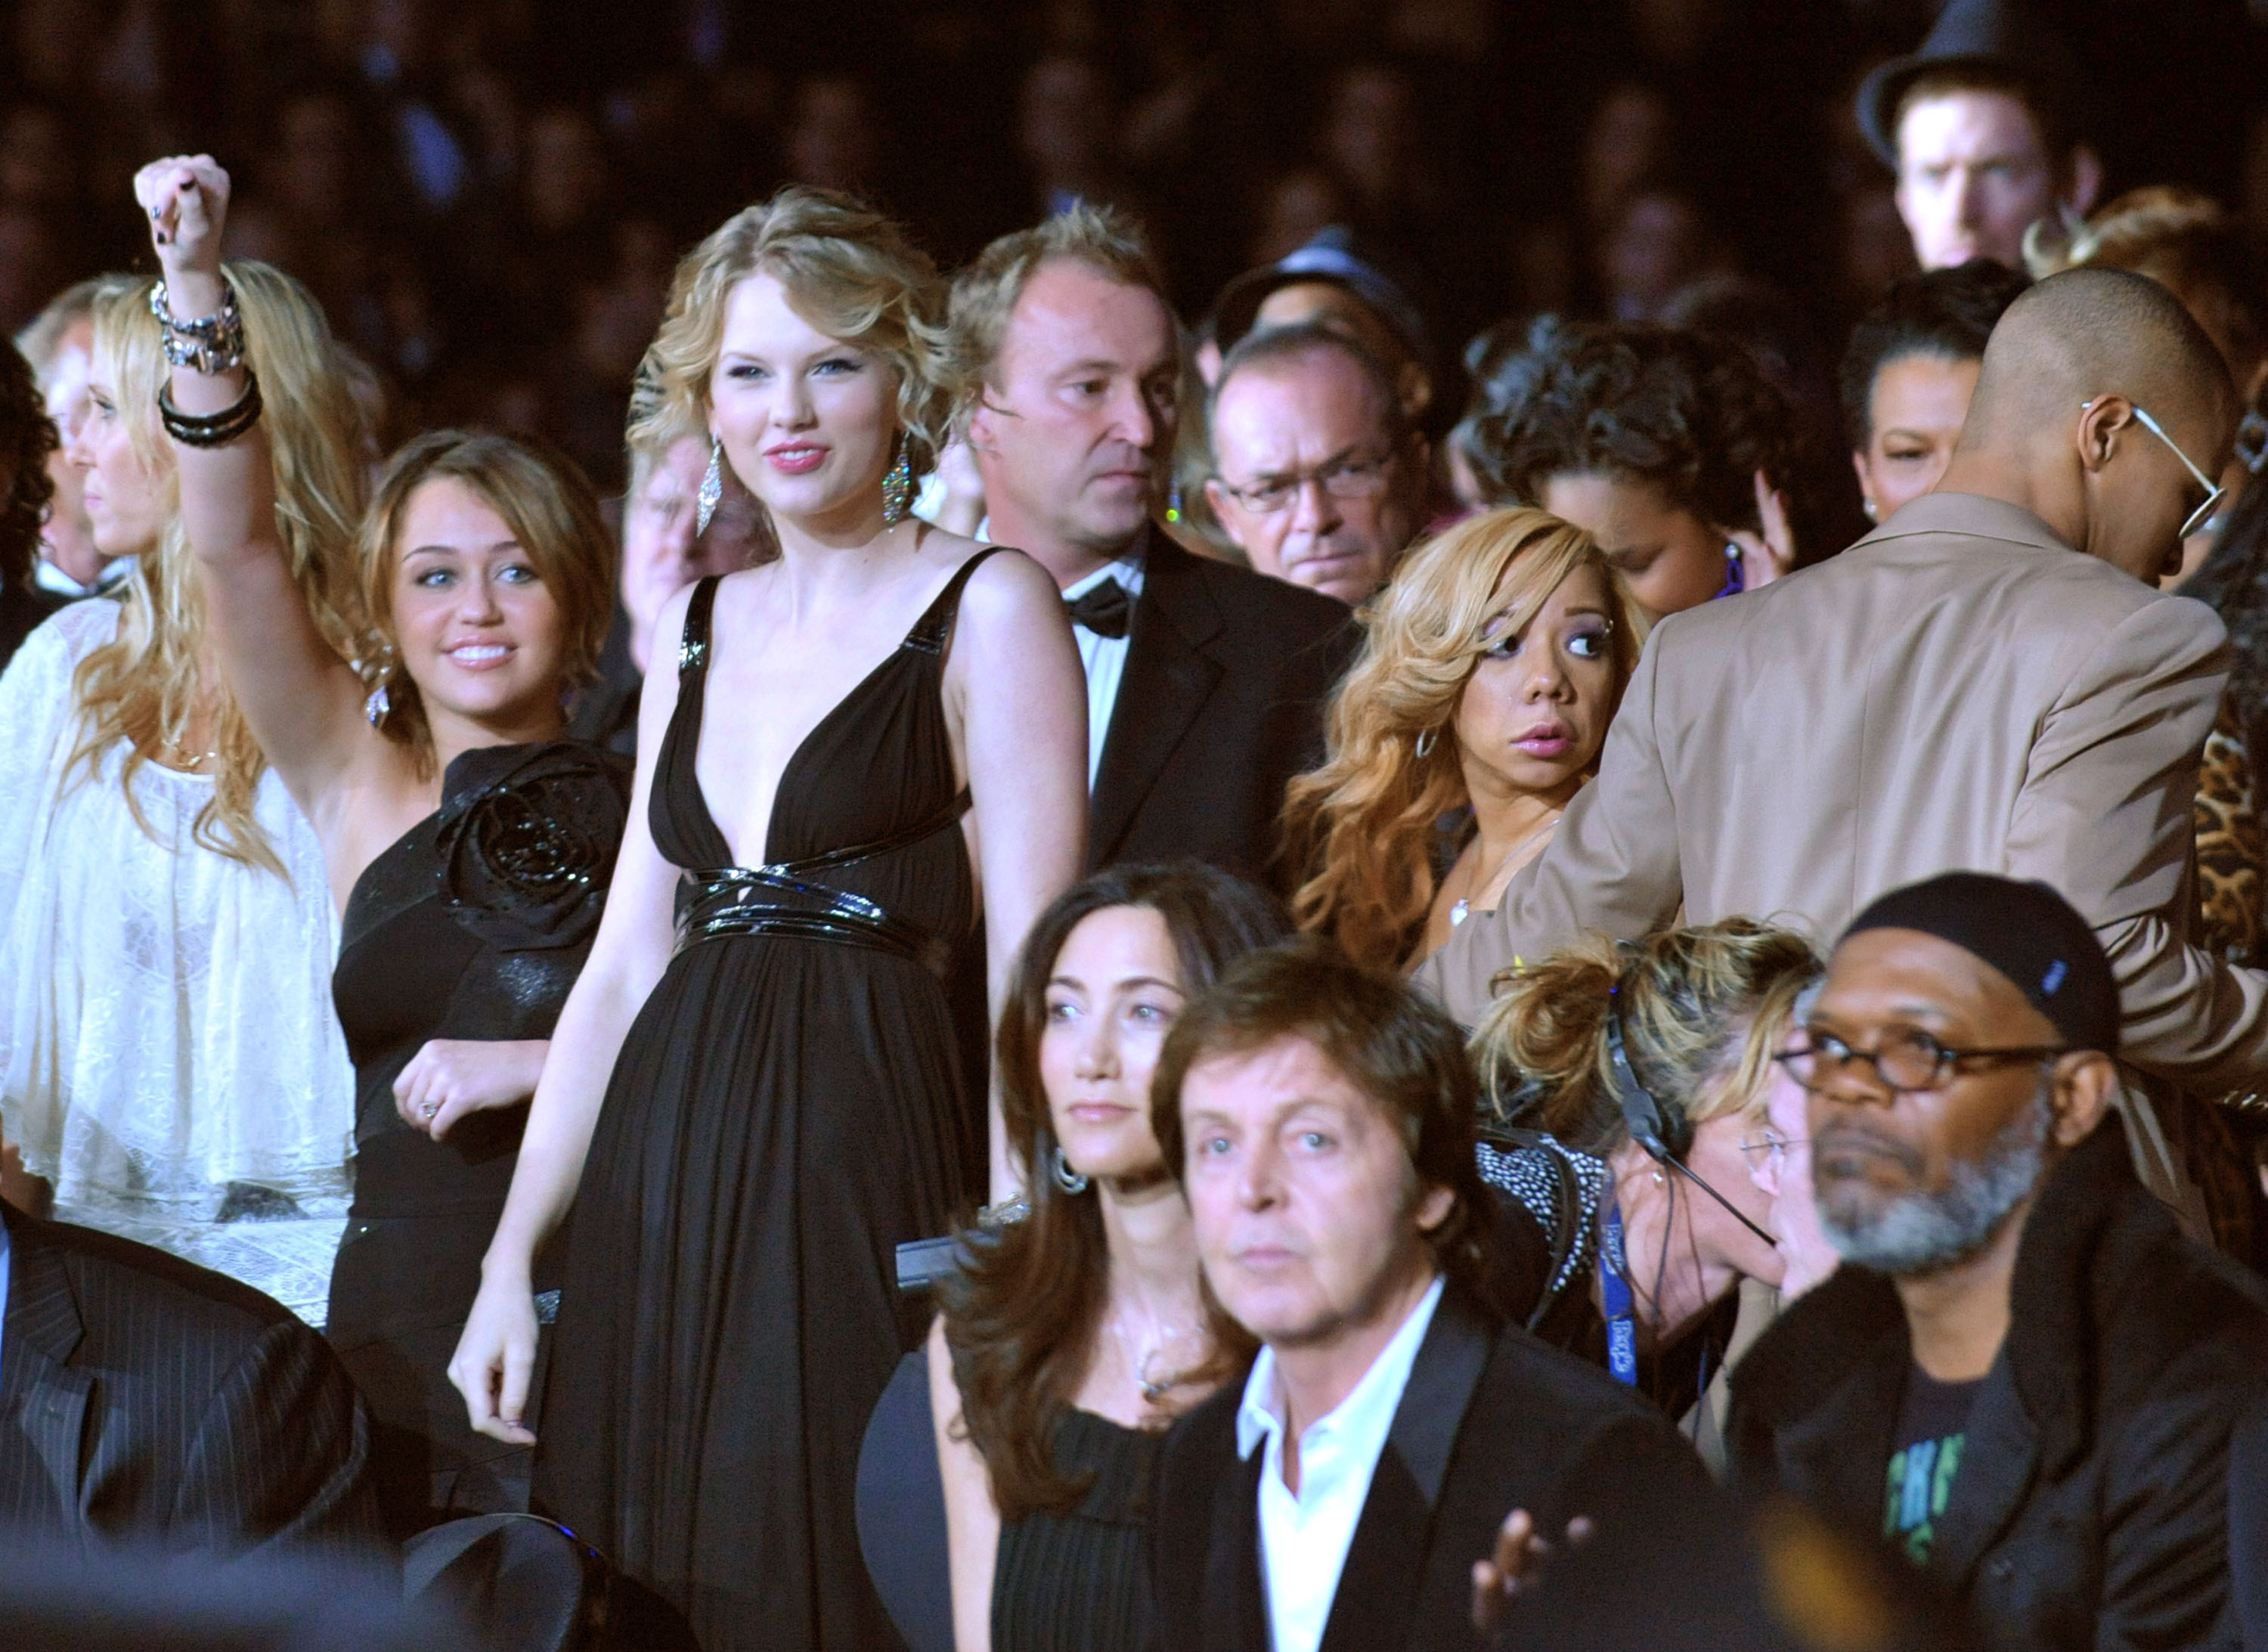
[{"x1": 1418, "y1": 493, "x2": 2268, "y2": 1096}]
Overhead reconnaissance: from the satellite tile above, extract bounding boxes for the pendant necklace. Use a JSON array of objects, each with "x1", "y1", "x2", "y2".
[{"x1": 1449, "y1": 811, "x2": 1561, "y2": 928}]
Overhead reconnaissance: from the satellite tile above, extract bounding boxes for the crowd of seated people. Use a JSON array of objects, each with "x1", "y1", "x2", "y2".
[{"x1": 9, "y1": 3, "x2": 2268, "y2": 1650}]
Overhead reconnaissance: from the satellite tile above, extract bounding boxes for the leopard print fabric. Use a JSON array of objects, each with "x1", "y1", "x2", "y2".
[{"x1": 2195, "y1": 693, "x2": 2266, "y2": 967}]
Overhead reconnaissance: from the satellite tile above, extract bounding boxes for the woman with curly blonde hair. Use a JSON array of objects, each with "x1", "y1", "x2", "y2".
[
  {"x1": 1283, "y1": 506, "x2": 1643, "y2": 970},
  {"x1": 451, "y1": 187, "x2": 1086, "y2": 1648},
  {"x1": 0, "y1": 201, "x2": 366, "y2": 1285}
]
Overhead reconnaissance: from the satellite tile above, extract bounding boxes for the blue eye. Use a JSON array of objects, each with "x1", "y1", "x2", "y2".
[
  {"x1": 1298, "y1": 1130, "x2": 1332, "y2": 1151},
  {"x1": 1046, "y1": 1000, "x2": 1078, "y2": 1023},
  {"x1": 416, "y1": 569, "x2": 454, "y2": 587},
  {"x1": 498, "y1": 563, "x2": 540, "y2": 585},
  {"x1": 726, "y1": 363, "x2": 767, "y2": 382}
]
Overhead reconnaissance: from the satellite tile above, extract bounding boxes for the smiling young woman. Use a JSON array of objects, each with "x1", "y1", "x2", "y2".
[
  {"x1": 129, "y1": 155, "x2": 631, "y2": 1535},
  {"x1": 1281, "y1": 507, "x2": 1645, "y2": 972},
  {"x1": 448, "y1": 185, "x2": 1088, "y2": 1650}
]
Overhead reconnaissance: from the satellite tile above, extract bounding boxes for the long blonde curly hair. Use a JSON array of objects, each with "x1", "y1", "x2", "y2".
[
  {"x1": 67, "y1": 262, "x2": 370, "y2": 873},
  {"x1": 628, "y1": 186, "x2": 953, "y2": 488},
  {"x1": 1282, "y1": 507, "x2": 1644, "y2": 967}
]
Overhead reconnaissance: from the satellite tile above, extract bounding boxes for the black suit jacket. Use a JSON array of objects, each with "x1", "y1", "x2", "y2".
[
  {"x1": 1092, "y1": 535, "x2": 1356, "y2": 887},
  {"x1": 0, "y1": 1202, "x2": 385, "y2": 1555},
  {"x1": 1150, "y1": 1284, "x2": 1717, "y2": 1652}
]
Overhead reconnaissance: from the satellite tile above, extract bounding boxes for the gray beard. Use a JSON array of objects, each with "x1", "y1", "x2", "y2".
[{"x1": 1817, "y1": 1086, "x2": 2050, "y2": 1276}]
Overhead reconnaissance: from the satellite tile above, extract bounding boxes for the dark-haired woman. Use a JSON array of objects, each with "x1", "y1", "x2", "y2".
[
  {"x1": 1470, "y1": 318, "x2": 1808, "y2": 619},
  {"x1": 1467, "y1": 920, "x2": 1819, "y2": 1443},
  {"x1": 1838, "y1": 259, "x2": 2028, "y2": 526},
  {"x1": 857, "y1": 864, "x2": 1288, "y2": 1652},
  {"x1": 0, "y1": 336, "x2": 61, "y2": 672},
  {"x1": 141, "y1": 157, "x2": 629, "y2": 1533}
]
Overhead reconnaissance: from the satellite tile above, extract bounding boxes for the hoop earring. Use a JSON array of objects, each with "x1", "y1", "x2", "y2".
[
  {"x1": 1050, "y1": 1145, "x2": 1090, "y2": 1195},
  {"x1": 696, "y1": 438, "x2": 723, "y2": 535},
  {"x1": 1414, "y1": 727, "x2": 1438, "y2": 760},
  {"x1": 881, "y1": 434, "x2": 914, "y2": 526}
]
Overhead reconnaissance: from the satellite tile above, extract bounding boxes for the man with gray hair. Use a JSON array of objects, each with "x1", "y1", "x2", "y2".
[
  {"x1": 948, "y1": 205, "x2": 1353, "y2": 884},
  {"x1": 1730, "y1": 872, "x2": 2268, "y2": 1650},
  {"x1": 1206, "y1": 323, "x2": 1427, "y2": 606}
]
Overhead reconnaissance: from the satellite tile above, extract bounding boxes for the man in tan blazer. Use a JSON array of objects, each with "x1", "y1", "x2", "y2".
[{"x1": 1420, "y1": 269, "x2": 2252, "y2": 1114}]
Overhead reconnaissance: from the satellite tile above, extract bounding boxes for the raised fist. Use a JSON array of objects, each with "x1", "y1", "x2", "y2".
[{"x1": 132, "y1": 154, "x2": 231, "y2": 275}]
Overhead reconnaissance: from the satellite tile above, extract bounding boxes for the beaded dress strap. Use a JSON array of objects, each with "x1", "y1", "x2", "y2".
[{"x1": 677, "y1": 575, "x2": 721, "y2": 679}]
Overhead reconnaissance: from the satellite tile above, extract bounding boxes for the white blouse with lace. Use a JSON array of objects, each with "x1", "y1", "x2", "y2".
[{"x1": 0, "y1": 600, "x2": 353, "y2": 1223}]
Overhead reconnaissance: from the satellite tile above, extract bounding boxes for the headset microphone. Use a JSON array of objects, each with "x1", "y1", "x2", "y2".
[{"x1": 1606, "y1": 998, "x2": 1777, "y2": 1251}]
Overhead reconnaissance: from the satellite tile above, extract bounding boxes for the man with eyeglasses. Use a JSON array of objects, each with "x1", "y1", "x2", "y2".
[
  {"x1": 1206, "y1": 324, "x2": 1428, "y2": 606},
  {"x1": 1420, "y1": 267, "x2": 2266, "y2": 1229},
  {"x1": 1727, "y1": 872, "x2": 2268, "y2": 1651}
]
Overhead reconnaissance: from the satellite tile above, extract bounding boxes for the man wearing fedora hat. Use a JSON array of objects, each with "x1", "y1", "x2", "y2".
[{"x1": 1857, "y1": 0, "x2": 2102, "y2": 273}]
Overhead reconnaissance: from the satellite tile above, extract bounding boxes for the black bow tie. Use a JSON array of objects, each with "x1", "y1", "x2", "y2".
[{"x1": 1065, "y1": 579, "x2": 1132, "y2": 639}]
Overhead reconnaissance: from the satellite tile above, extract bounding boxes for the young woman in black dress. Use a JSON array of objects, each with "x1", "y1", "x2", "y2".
[
  {"x1": 137, "y1": 157, "x2": 627, "y2": 1533},
  {"x1": 859, "y1": 864, "x2": 1287, "y2": 1652},
  {"x1": 450, "y1": 188, "x2": 1088, "y2": 1649}
]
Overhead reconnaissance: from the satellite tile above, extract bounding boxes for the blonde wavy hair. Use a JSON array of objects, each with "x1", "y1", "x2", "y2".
[
  {"x1": 628, "y1": 186, "x2": 953, "y2": 487},
  {"x1": 67, "y1": 262, "x2": 369, "y2": 872},
  {"x1": 1282, "y1": 507, "x2": 1644, "y2": 967},
  {"x1": 1470, "y1": 919, "x2": 1820, "y2": 1154}
]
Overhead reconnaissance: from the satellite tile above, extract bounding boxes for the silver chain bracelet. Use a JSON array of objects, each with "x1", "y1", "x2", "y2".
[{"x1": 149, "y1": 279, "x2": 246, "y2": 376}]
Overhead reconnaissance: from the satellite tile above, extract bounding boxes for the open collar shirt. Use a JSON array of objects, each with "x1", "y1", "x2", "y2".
[{"x1": 1235, "y1": 1275, "x2": 1445, "y2": 1652}]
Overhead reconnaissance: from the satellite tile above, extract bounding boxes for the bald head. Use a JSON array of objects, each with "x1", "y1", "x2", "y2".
[
  {"x1": 1964, "y1": 268, "x2": 2233, "y2": 444},
  {"x1": 1944, "y1": 268, "x2": 2235, "y2": 582}
]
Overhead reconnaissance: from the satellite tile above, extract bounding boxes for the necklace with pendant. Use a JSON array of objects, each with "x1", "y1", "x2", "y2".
[
  {"x1": 1449, "y1": 811, "x2": 1560, "y2": 927},
  {"x1": 1111, "y1": 1309, "x2": 1205, "y2": 1405}
]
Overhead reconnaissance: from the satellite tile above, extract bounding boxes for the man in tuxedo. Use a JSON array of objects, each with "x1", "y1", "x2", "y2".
[
  {"x1": 0, "y1": 1198, "x2": 385, "y2": 1553},
  {"x1": 948, "y1": 206, "x2": 1356, "y2": 886},
  {"x1": 1147, "y1": 944, "x2": 1713, "y2": 1651}
]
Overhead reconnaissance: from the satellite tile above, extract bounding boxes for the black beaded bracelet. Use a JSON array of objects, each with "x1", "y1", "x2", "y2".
[{"x1": 158, "y1": 370, "x2": 262, "y2": 448}]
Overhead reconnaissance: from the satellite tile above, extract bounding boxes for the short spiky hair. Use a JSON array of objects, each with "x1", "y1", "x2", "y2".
[{"x1": 943, "y1": 203, "x2": 1172, "y2": 421}]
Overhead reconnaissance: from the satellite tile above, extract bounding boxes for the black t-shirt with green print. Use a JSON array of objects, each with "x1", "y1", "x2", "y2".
[{"x1": 1885, "y1": 1366, "x2": 1983, "y2": 1566}]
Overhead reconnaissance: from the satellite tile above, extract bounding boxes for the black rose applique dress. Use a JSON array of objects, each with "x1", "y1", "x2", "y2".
[
  {"x1": 327, "y1": 739, "x2": 630, "y2": 1536},
  {"x1": 541, "y1": 558, "x2": 993, "y2": 1650}
]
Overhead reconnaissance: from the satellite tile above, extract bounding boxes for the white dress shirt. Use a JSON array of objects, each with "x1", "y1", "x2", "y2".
[
  {"x1": 1235, "y1": 1275, "x2": 1445, "y2": 1652},
  {"x1": 1061, "y1": 551, "x2": 1146, "y2": 791}
]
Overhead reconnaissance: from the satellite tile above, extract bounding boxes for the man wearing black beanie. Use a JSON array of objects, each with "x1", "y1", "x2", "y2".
[{"x1": 1727, "y1": 873, "x2": 2268, "y2": 1651}]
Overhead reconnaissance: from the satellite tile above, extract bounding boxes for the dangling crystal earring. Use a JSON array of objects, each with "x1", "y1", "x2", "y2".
[
  {"x1": 696, "y1": 437, "x2": 723, "y2": 536},
  {"x1": 1715, "y1": 541, "x2": 1746, "y2": 599},
  {"x1": 1051, "y1": 1145, "x2": 1090, "y2": 1195},
  {"x1": 364, "y1": 679, "x2": 390, "y2": 727},
  {"x1": 881, "y1": 433, "x2": 914, "y2": 526}
]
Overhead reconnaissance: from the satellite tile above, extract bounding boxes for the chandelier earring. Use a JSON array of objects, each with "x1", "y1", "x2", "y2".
[
  {"x1": 1051, "y1": 1145, "x2": 1091, "y2": 1195},
  {"x1": 696, "y1": 437, "x2": 724, "y2": 536},
  {"x1": 880, "y1": 432, "x2": 915, "y2": 526},
  {"x1": 361, "y1": 641, "x2": 398, "y2": 728}
]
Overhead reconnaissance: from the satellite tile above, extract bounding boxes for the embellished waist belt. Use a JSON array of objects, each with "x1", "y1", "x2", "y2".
[{"x1": 672, "y1": 790, "x2": 971, "y2": 978}]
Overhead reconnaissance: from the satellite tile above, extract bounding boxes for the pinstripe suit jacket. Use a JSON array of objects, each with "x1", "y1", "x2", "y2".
[{"x1": 0, "y1": 1201, "x2": 385, "y2": 1554}]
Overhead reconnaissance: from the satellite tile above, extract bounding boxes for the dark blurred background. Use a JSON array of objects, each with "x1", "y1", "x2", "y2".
[{"x1": 7, "y1": 0, "x2": 2256, "y2": 491}]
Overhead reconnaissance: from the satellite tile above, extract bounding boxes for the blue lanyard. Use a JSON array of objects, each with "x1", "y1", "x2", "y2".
[{"x1": 1600, "y1": 1199, "x2": 1639, "y2": 1387}]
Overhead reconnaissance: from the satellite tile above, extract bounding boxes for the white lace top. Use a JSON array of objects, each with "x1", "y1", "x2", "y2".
[{"x1": 0, "y1": 601, "x2": 353, "y2": 1219}]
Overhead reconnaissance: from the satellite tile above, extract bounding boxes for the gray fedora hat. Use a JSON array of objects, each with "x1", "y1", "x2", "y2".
[{"x1": 1856, "y1": 0, "x2": 2087, "y2": 168}]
